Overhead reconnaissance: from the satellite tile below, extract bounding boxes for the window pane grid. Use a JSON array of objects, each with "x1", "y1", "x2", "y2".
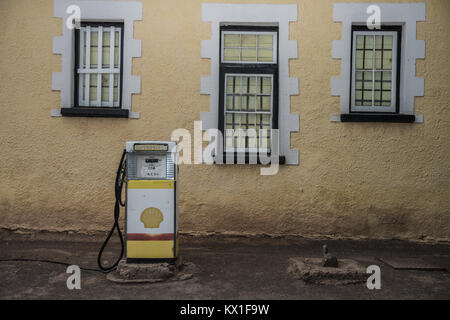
[
  {"x1": 352, "y1": 31, "x2": 397, "y2": 112},
  {"x1": 78, "y1": 25, "x2": 121, "y2": 107},
  {"x1": 222, "y1": 31, "x2": 276, "y2": 64},
  {"x1": 224, "y1": 74, "x2": 272, "y2": 151}
]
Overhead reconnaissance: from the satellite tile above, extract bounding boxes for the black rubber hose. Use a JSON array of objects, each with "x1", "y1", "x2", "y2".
[{"x1": 97, "y1": 149, "x2": 127, "y2": 272}]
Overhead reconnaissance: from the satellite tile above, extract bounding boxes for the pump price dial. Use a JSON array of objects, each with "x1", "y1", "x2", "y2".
[{"x1": 137, "y1": 155, "x2": 167, "y2": 179}]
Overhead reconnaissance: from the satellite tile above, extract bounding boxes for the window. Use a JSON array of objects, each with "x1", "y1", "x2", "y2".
[
  {"x1": 351, "y1": 26, "x2": 401, "y2": 113},
  {"x1": 201, "y1": 3, "x2": 299, "y2": 164},
  {"x1": 51, "y1": 0, "x2": 142, "y2": 118},
  {"x1": 331, "y1": 3, "x2": 425, "y2": 123},
  {"x1": 75, "y1": 23, "x2": 123, "y2": 108},
  {"x1": 219, "y1": 27, "x2": 278, "y2": 154}
]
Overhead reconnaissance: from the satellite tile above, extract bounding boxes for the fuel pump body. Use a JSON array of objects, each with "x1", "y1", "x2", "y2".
[{"x1": 125, "y1": 141, "x2": 178, "y2": 263}]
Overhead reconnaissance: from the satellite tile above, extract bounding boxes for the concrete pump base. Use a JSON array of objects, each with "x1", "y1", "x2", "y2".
[
  {"x1": 288, "y1": 258, "x2": 367, "y2": 285},
  {"x1": 106, "y1": 258, "x2": 194, "y2": 283}
]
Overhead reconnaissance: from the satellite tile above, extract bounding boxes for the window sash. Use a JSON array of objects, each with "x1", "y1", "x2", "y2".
[
  {"x1": 221, "y1": 31, "x2": 277, "y2": 64},
  {"x1": 224, "y1": 73, "x2": 273, "y2": 153},
  {"x1": 351, "y1": 30, "x2": 398, "y2": 113},
  {"x1": 77, "y1": 25, "x2": 122, "y2": 107}
]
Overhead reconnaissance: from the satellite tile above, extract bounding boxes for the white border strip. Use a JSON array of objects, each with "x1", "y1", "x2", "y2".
[{"x1": 201, "y1": 4, "x2": 299, "y2": 165}]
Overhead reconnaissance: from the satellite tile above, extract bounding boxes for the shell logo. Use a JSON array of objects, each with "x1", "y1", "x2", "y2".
[{"x1": 140, "y1": 207, "x2": 164, "y2": 228}]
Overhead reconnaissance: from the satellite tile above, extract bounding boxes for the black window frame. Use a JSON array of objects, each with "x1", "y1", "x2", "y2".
[
  {"x1": 62, "y1": 21, "x2": 127, "y2": 118},
  {"x1": 218, "y1": 25, "x2": 280, "y2": 162},
  {"x1": 343, "y1": 25, "x2": 413, "y2": 123}
]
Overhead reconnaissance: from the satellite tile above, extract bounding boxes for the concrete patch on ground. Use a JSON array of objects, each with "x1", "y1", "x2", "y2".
[
  {"x1": 288, "y1": 258, "x2": 366, "y2": 285},
  {"x1": 106, "y1": 259, "x2": 195, "y2": 284}
]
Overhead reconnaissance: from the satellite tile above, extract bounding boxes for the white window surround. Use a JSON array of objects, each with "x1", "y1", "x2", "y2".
[
  {"x1": 51, "y1": 0, "x2": 142, "y2": 118},
  {"x1": 201, "y1": 4, "x2": 299, "y2": 165},
  {"x1": 331, "y1": 3, "x2": 426, "y2": 123}
]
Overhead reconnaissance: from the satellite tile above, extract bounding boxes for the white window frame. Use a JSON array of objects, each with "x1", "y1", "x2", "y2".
[
  {"x1": 221, "y1": 31, "x2": 278, "y2": 64},
  {"x1": 201, "y1": 4, "x2": 299, "y2": 164},
  {"x1": 224, "y1": 73, "x2": 273, "y2": 154},
  {"x1": 51, "y1": 0, "x2": 142, "y2": 118},
  {"x1": 77, "y1": 25, "x2": 122, "y2": 107},
  {"x1": 331, "y1": 3, "x2": 426, "y2": 123},
  {"x1": 351, "y1": 31, "x2": 398, "y2": 113}
]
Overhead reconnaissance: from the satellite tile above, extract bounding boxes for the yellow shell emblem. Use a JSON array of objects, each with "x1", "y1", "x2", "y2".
[{"x1": 140, "y1": 207, "x2": 164, "y2": 228}]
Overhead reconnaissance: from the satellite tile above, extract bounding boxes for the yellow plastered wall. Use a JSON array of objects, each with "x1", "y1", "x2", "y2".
[{"x1": 0, "y1": 0, "x2": 449, "y2": 240}]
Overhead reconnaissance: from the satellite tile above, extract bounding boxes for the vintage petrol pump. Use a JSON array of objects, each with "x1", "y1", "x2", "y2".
[
  {"x1": 98, "y1": 141, "x2": 178, "y2": 271},
  {"x1": 125, "y1": 141, "x2": 178, "y2": 262}
]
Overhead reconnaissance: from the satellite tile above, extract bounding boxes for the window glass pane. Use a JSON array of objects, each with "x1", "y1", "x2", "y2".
[
  {"x1": 234, "y1": 95, "x2": 241, "y2": 111},
  {"x1": 382, "y1": 81, "x2": 391, "y2": 91},
  {"x1": 226, "y1": 75, "x2": 235, "y2": 94},
  {"x1": 248, "y1": 96, "x2": 256, "y2": 111},
  {"x1": 241, "y1": 34, "x2": 256, "y2": 47},
  {"x1": 114, "y1": 46, "x2": 119, "y2": 68},
  {"x1": 364, "y1": 50, "x2": 373, "y2": 69},
  {"x1": 365, "y1": 35, "x2": 374, "y2": 49},
  {"x1": 226, "y1": 95, "x2": 233, "y2": 111},
  {"x1": 224, "y1": 34, "x2": 240, "y2": 47},
  {"x1": 241, "y1": 96, "x2": 248, "y2": 111},
  {"x1": 261, "y1": 96, "x2": 271, "y2": 111},
  {"x1": 258, "y1": 35, "x2": 273, "y2": 48},
  {"x1": 90, "y1": 46, "x2": 98, "y2": 68},
  {"x1": 101, "y1": 74, "x2": 109, "y2": 102},
  {"x1": 233, "y1": 76, "x2": 241, "y2": 94},
  {"x1": 375, "y1": 35, "x2": 383, "y2": 49},
  {"x1": 241, "y1": 48, "x2": 256, "y2": 61},
  {"x1": 241, "y1": 76, "x2": 249, "y2": 93},
  {"x1": 82, "y1": 74, "x2": 86, "y2": 101},
  {"x1": 255, "y1": 96, "x2": 262, "y2": 111},
  {"x1": 240, "y1": 114, "x2": 247, "y2": 126},
  {"x1": 382, "y1": 91, "x2": 391, "y2": 101},
  {"x1": 375, "y1": 50, "x2": 382, "y2": 70},
  {"x1": 261, "y1": 77, "x2": 272, "y2": 95},
  {"x1": 383, "y1": 50, "x2": 393, "y2": 70},
  {"x1": 89, "y1": 74, "x2": 97, "y2": 102},
  {"x1": 114, "y1": 74, "x2": 119, "y2": 102},
  {"x1": 89, "y1": 31, "x2": 98, "y2": 68},
  {"x1": 355, "y1": 50, "x2": 364, "y2": 69},
  {"x1": 249, "y1": 77, "x2": 257, "y2": 94},
  {"x1": 224, "y1": 48, "x2": 239, "y2": 61},
  {"x1": 91, "y1": 31, "x2": 98, "y2": 46},
  {"x1": 102, "y1": 47, "x2": 110, "y2": 67},
  {"x1": 356, "y1": 35, "x2": 365, "y2": 49},
  {"x1": 102, "y1": 31, "x2": 110, "y2": 46},
  {"x1": 356, "y1": 71, "x2": 363, "y2": 81},
  {"x1": 384, "y1": 36, "x2": 393, "y2": 49},
  {"x1": 257, "y1": 49, "x2": 273, "y2": 62},
  {"x1": 82, "y1": 31, "x2": 86, "y2": 68}
]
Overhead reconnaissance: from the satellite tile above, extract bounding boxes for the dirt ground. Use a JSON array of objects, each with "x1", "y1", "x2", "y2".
[{"x1": 0, "y1": 234, "x2": 449, "y2": 300}]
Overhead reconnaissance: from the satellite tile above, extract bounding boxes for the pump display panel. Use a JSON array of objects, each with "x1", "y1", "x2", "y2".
[{"x1": 136, "y1": 154, "x2": 167, "y2": 179}]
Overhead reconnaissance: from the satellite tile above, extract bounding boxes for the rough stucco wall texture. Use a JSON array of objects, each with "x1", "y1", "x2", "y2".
[{"x1": 0, "y1": 0, "x2": 449, "y2": 241}]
